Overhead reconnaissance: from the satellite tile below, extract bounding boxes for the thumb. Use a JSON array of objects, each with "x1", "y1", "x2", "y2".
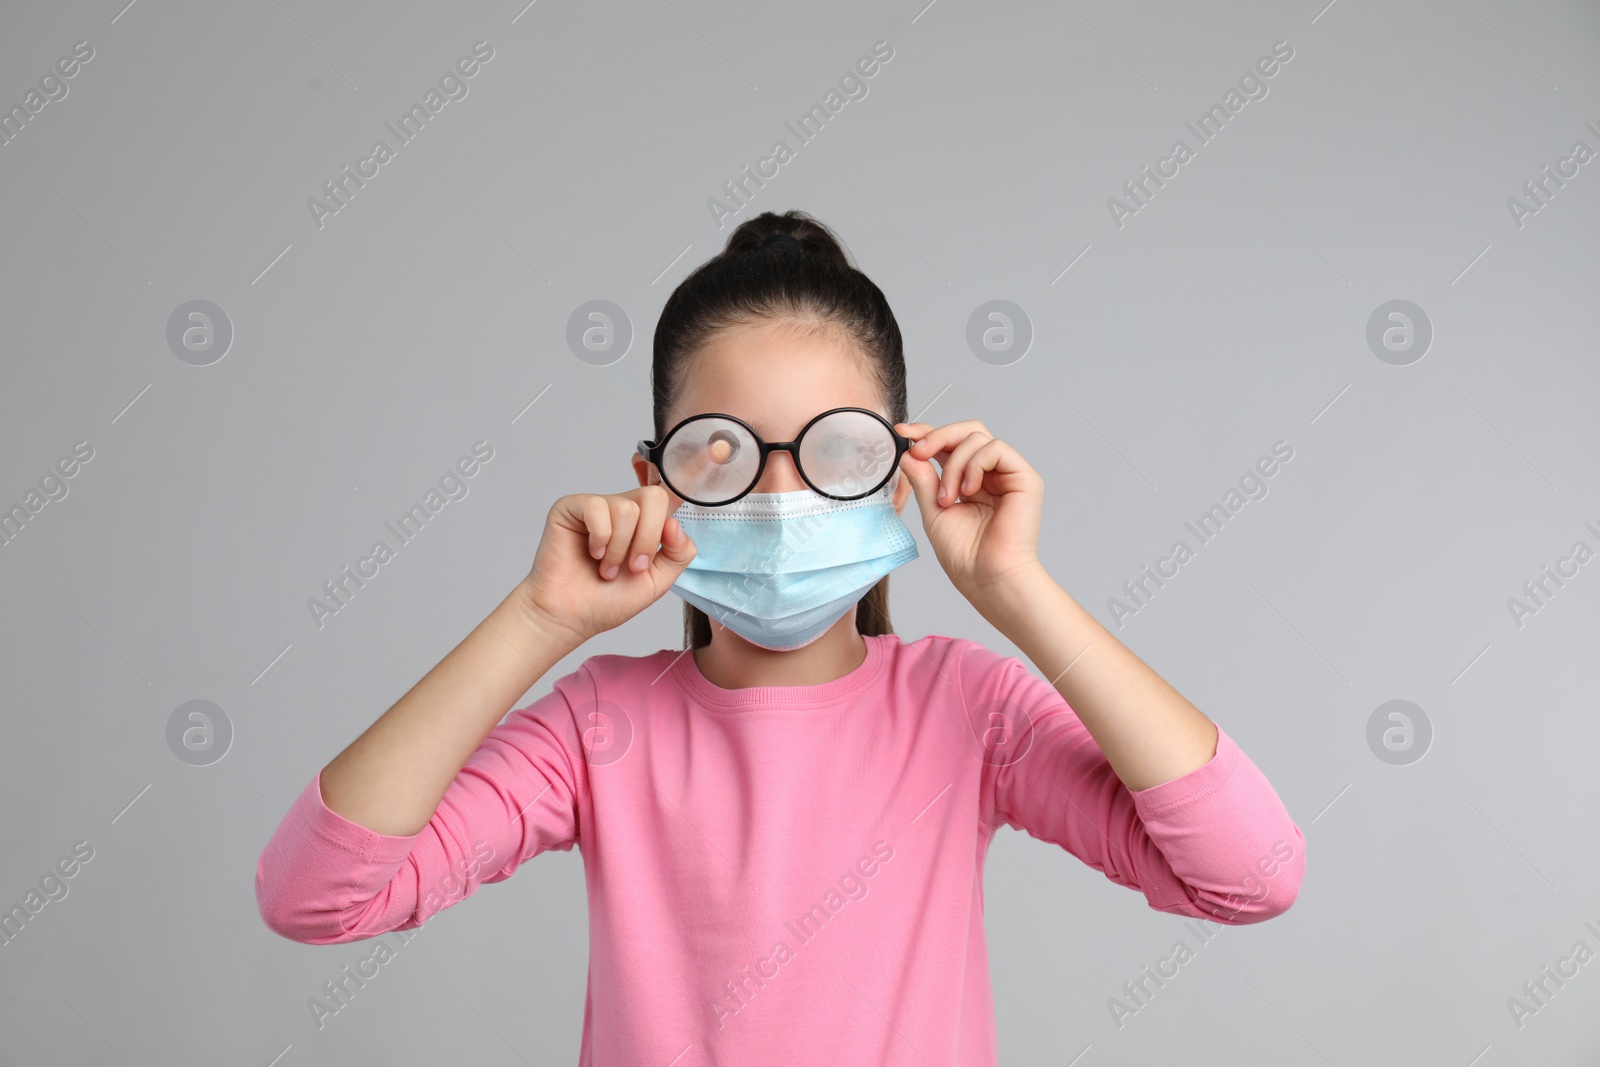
[
  {"x1": 899, "y1": 453, "x2": 940, "y2": 520},
  {"x1": 651, "y1": 515, "x2": 697, "y2": 579}
]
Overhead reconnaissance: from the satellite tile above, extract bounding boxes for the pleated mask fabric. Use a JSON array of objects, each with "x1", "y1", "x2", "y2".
[{"x1": 669, "y1": 483, "x2": 919, "y2": 650}]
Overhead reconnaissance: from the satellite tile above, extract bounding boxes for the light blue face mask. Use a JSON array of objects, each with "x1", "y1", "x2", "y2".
[{"x1": 669, "y1": 483, "x2": 919, "y2": 651}]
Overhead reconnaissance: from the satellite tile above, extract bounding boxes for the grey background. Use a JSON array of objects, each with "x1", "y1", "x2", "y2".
[{"x1": 1, "y1": 0, "x2": 1597, "y2": 1063}]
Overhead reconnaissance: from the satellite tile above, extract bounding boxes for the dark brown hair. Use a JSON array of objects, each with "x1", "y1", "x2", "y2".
[{"x1": 650, "y1": 209, "x2": 909, "y2": 649}]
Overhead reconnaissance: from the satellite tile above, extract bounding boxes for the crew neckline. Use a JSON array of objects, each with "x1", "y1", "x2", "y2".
[{"x1": 670, "y1": 632, "x2": 892, "y2": 710}]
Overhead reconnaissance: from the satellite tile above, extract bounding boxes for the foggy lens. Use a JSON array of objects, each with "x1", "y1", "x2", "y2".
[
  {"x1": 663, "y1": 417, "x2": 759, "y2": 503},
  {"x1": 799, "y1": 411, "x2": 895, "y2": 497}
]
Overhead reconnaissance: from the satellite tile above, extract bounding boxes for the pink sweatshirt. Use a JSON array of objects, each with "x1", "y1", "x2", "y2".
[{"x1": 256, "y1": 632, "x2": 1304, "y2": 1064}]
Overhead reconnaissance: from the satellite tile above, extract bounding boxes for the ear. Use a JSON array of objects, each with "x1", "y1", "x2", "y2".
[{"x1": 891, "y1": 470, "x2": 912, "y2": 515}]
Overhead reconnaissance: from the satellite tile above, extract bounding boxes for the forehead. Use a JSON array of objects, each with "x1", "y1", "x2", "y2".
[{"x1": 673, "y1": 319, "x2": 885, "y2": 434}]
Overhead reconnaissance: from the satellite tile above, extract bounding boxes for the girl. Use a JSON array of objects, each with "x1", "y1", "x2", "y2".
[{"x1": 257, "y1": 209, "x2": 1304, "y2": 1064}]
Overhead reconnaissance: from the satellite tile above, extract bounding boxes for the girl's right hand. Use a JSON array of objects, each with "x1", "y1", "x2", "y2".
[{"x1": 519, "y1": 485, "x2": 698, "y2": 646}]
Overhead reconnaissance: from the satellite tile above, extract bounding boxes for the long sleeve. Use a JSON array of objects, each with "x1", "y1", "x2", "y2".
[
  {"x1": 966, "y1": 643, "x2": 1304, "y2": 924},
  {"x1": 255, "y1": 664, "x2": 592, "y2": 944},
  {"x1": 246, "y1": 632, "x2": 1300, "y2": 1061}
]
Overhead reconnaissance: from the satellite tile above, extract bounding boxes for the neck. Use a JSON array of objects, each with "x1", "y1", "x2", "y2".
[{"x1": 692, "y1": 609, "x2": 869, "y2": 690}]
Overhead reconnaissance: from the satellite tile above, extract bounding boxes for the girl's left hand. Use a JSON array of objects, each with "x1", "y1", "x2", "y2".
[{"x1": 894, "y1": 420, "x2": 1044, "y2": 607}]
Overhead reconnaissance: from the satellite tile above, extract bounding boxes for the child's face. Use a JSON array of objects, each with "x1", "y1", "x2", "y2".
[{"x1": 633, "y1": 317, "x2": 912, "y2": 515}]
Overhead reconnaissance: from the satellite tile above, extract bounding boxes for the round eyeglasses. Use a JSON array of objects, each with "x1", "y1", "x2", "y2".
[{"x1": 636, "y1": 407, "x2": 914, "y2": 507}]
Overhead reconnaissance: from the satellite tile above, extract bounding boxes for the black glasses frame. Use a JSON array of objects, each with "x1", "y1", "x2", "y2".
[{"x1": 636, "y1": 406, "x2": 914, "y2": 507}]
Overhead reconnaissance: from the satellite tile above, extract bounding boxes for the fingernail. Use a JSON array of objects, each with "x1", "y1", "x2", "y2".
[
  {"x1": 632, "y1": 554, "x2": 649, "y2": 571},
  {"x1": 603, "y1": 563, "x2": 619, "y2": 579},
  {"x1": 937, "y1": 485, "x2": 948, "y2": 502}
]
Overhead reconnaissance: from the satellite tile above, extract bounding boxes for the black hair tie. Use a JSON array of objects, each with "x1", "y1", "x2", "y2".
[{"x1": 759, "y1": 233, "x2": 802, "y2": 252}]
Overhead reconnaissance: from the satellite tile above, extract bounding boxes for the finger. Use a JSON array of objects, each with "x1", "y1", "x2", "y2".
[
  {"x1": 625, "y1": 485, "x2": 670, "y2": 573},
  {"x1": 961, "y1": 438, "x2": 1010, "y2": 496},
  {"x1": 939, "y1": 431, "x2": 993, "y2": 505},
  {"x1": 901, "y1": 420, "x2": 991, "y2": 463},
  {"x1": 653, "y1": 514, "x2": 697, "y2": 574},
  {"x1": 659, "y1": 432, "x2": 739, "y2": 496},
  {"x1": 897, "y1": 448, "x2": 941, "y2": 518},
  {"x1": 580, "y1": 496, "x2": 611, "y2": 560},
  {"x1": 600, "y1": 496, "x2": 641, "y2": 579}
]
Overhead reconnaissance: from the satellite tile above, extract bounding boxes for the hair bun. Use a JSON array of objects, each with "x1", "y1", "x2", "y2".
[{"x1": 723, "y1": 209, "x2": 851, "y2": 269}]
